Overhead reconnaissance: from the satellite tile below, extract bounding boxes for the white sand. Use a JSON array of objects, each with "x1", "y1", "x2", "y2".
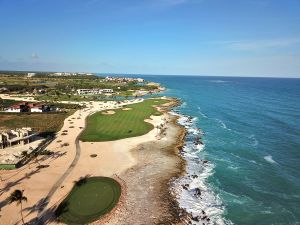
[
  {"x1": 0, "y1": 94, "x2": 38, "y2": 102},
  {"x1": 102, "y1": 110, "x2": 115, "y2": 115},
  {"x1": 122, "y1": 108, "x2": 132, "y2": 111}
]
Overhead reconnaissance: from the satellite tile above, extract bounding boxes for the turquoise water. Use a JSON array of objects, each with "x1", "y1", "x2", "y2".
[
  {"x1": 98, "y1": 74, "x2": 300, "y2": 224},
  {"x1": 128, "y1": 75, "x2": 300, "y2": 225}
]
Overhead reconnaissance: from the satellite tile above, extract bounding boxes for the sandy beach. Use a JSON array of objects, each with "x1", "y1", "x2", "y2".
[{"x1": 0, "y1": 98, "x2": 186, "y2": 225}]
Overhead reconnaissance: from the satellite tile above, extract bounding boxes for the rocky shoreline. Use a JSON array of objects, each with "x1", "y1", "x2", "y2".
[{"x1": 101, "y1": 98, "x2": 190, "y2": 225}]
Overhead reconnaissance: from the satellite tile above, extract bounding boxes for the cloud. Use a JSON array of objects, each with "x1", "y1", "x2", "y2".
[
  {"x1": 31, "y1": 52, "x2": 39, "y2": 59},
  {"x1": 225, "y1": 38, "x2": 300, "y2": 51}
]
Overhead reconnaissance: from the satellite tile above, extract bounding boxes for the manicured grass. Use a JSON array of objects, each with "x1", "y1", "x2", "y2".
[
  {"x1": 80, "y1": 99, "x2": 169, "y2": 142},
  {"x1": 0, "y1": 164, "x2": 16, "y2": 170},
  {"x1": 56, "y1": 177, "x2": 121, "y2": 225},
  {"x1": 0, "y1": 112, "x2": 73, "y2": 134}
]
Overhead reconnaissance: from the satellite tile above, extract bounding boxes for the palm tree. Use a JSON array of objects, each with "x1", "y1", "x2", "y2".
[
  {"x1": 74, "y1": 175, "x2": 90, "y2": 186},
  {"x1": 33, "y1": 152, "x2": 41, "y2": 166},
  {"x1": 8, "y1": 189, "x2": 27, "y2": 225},
  {"x1": 21, "y1": 151, "x2": 31, "y2": 168}
]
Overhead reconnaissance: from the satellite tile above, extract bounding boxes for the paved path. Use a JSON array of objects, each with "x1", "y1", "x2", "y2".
[{"x1": 37, "y1": 111, "x2": 85, "y2": 224}]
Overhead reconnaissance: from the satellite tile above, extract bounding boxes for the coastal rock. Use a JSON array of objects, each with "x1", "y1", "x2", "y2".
[
  {"x1": 191, "y1": 215, "x2": 200, "y2": 222},
  {"x1": 194, "y1": 137, "x2": 204, "y2": 145},
  {"x1": 182, "y1": 184, "x2": 190, "y2": 190},
  {"x1": 193, "y1": 188, "x2": 201, "y2": 197},
  {"x1": 191, "y1": 174, "x2": 198, "y2": 179}
]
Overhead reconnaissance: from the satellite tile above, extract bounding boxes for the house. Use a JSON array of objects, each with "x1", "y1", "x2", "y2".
[
  {"x1": 101, "y1": 89, "x2": 114, "y2": 93},
  {"x1": 76, "y1": 89, "x2": 101, "y2": 95},
  {"x1": 5, "y1": 102, "x2": 57, "y2": 113},
  {"x1": 76, "y1": 88, "x2": 114, "y2": 95},
  {"x1": 27, "y1": 73, "x2": 36, "y2": 78},
  {"x1": 0, "y1": 128, "x2": 36, "y2": 149}
]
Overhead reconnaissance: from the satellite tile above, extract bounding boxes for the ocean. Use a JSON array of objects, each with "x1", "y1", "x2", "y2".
[{"x1": 103, "y1": 75, "x2": 300, "y2": 224}]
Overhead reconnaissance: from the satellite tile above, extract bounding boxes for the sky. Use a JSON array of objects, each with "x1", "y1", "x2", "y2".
[{"x1": 0, "y1": 0, "x2": 300, "y2": 77}]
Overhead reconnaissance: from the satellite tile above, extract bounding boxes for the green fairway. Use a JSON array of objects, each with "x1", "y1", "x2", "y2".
[
  {"x1": 80, "y1": 98, "x2": 169, "y2": 142},
  {"x1": 56, "y1": 177, "x2": 121, "y2": 225}
]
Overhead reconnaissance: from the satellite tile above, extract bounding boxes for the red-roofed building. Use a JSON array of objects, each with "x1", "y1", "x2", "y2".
[{"x1": 5, "y1": 102, "x2": 56, "y2": 113}]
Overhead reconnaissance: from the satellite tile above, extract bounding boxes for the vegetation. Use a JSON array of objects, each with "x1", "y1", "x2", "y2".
[
  {"x1": 0, "y1": 164, "x2": 16, "y2": 170},
  {"x1": 55, "y1": 177, "x2": 121, "y2": 224},
  {"x1": 8, "y1": 189, "x2": 28, "y2": 225},
  {"x1": 0, "y1": 98, "x2": 19, "y2": 110},
  {"x1": 0, "y1": 72, "x2": 161, "y2": 98},
  {"x1": 80, "y1": 98, "x2": 169, "y2": 142},
  {"x1": 0, "y1": 111, "x2": 73, "y2": 134}
]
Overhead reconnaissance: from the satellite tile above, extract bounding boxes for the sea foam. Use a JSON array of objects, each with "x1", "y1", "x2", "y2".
[
  {"x1": 264, "y1": 155, "x2": 278, "y2": 164},
  {"x1": 170, "y1": 111, "x2": 232, "y2": 225}
]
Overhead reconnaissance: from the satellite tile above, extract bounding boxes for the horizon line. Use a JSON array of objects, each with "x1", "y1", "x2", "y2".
[{"x1": 0, "y1": 69, "x2": 299, "y2": 79}]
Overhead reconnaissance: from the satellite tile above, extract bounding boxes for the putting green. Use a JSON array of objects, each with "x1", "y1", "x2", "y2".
[{"x1": 56, "y1": 177, "x2": 121, "y2": 225}]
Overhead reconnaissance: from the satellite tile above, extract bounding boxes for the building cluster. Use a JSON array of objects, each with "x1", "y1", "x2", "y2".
[
  {"x1": 104, "y1": 76, "x2": 145, "y2": 83},
  {"x1": 0, "y1": 128, "x2": 36, "y2": 149},
  {"x1": 4, "y1": 102, "x2": 58, "y2": 113},
  {"x1": 27, "y1": 73, "x2": 36, "y2": 78},
  {"x1": 50, "y1": 72, "x2": 93, "y2": 76},
  {"x1": 76, "y1": 88, "x2": 114, "y2": 95}
]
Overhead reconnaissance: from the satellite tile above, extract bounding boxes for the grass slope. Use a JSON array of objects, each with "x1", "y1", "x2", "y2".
[
  {"x1": 56, "y1": 177, "x2": 121, "y2": 225},
  {"x1": 80, "y1": 99, "x2": 169, "y2": 142},
  {"x1": 0, "y1": 112, "x2": 73, "y2": 134}
]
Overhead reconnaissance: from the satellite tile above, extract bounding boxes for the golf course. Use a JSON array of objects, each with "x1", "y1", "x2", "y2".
[
  {"x1": 55, "y1": 177, "x2": 121, "y2": 224},
  {"x1": 80, "y1": 98, "x2": 169, "y2": 142}
]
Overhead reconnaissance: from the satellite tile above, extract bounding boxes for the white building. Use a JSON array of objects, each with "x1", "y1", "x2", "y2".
[
  {"x1": 0, "y1": 128, "x2": 36, "y2": 149},
  {"x1": 101, "y1": 89, "x2": 114, "y2": 93},
  {"x1": 27, "y1": 73, "x2": 36, "y2": 78},
  {"x1": 76, "y1": 88, "x2": 113, "y2": 95},
  {"x1": 77, "y1": 89, "x2": 101, "y2": 95},
  {"x1": 4, "y1": 102, "x2": 56, "y2": 113}
]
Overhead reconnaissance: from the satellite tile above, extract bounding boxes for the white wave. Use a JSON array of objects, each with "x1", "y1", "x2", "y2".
[
  {"x1": 198, "y1": 106, "x2": 208, "y2": 118},
  {"x1": 187, "y1": 127, "x2": 203, "y2": 136},
  {"x1": 192, "y1": 117, "x2": 198, "y2": 122},
  {"x1": 248, "y1": 134, "x2": 259, "y2": 147},
  {"x1": 264, "y1": 155, "x2": 278, "y2": 164},
  {"x1": 228, "y1": 165, "x2": 239, "y2": 170},
  {"x1": 195, "y1": 143, "x2": 205, "y2": 152},
  {"x1": 209, "y1": 80, "x2": 229, "y2": 83},
  {"x1": 170, "y1": 111, "x2": 232, "y2": 225},
  {"x1": 171, "y1": 156, "x2": 231, "y2": 225},
  {"x1": 181, "y1": 101, "x2": 187, "y2": 108},
  {"x1": 215, "y1": 118, "x2": 231, "y2": 131}
]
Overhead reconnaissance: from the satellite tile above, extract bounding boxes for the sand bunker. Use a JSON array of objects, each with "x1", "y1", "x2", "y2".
[
  {"x1": 102, "y1": 110, "x2": 116, "y2": 115},
  {"x1": 122, "y1": 108, "x2": 132, "y2": 111}
]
